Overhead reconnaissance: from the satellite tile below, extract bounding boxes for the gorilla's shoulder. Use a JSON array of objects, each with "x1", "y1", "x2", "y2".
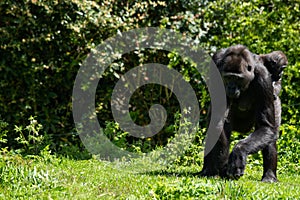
[{"x1": 254, "y1": 61, "x2": 271, "y2": 81}]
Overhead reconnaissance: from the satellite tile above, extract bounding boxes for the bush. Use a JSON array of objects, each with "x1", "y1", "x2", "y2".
[{"x1": 0, "y1": 0, "x2": 299, "y2": 166}]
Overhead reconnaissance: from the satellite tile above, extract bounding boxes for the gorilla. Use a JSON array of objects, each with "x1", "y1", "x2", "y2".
[
  {"x1": 201, "y1": 44, "x2": 287, "y2": 182},
  {"x1": 259, "y1": 51, "x2": 287, "y2": 135},
  {"x1": 259, "y1": 51, "x2": 288, "y2": 96}
]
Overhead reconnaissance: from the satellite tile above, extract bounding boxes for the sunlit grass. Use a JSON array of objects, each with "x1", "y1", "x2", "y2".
[{"x1": 0, "y1": 152, "x2": 299, "y2": 199}]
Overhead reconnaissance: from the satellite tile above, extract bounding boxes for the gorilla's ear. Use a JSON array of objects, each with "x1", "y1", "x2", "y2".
[{"x1": 212, "y1": 48, "x2": 227, "y2": 69}]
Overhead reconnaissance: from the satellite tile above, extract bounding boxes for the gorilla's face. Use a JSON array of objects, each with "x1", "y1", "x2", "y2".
[{"x1": 219, "y1": 49, "x2": 255, "y2": 99}]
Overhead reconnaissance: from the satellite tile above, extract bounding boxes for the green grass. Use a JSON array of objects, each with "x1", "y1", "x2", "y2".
[{"x1": 0, "y1": 152, "x2": 299, "y2": 200}]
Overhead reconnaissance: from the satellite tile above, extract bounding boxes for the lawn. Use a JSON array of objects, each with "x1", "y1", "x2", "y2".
[{"x1": 0, "y1": 151, "x2": 299, "y2": 199}]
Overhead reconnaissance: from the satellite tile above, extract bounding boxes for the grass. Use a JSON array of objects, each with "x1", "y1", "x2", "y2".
[{"x1": 0, "y1": 151, "x2": 299, "y2": 200}]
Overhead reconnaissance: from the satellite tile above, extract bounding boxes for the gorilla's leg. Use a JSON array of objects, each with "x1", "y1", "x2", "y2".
[
  {"x1": 201, "y1": 121, "x2": 231, "y2": 177},
  {"x1": 262, "y1": 142, "x2": 278, "y2": 182}
]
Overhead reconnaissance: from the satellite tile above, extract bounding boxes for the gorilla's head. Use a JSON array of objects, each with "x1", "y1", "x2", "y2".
[{"x1": 213, "y1": 45, "x2": 256, "y2": 99}]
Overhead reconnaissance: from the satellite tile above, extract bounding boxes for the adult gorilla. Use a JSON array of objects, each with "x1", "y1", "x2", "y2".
[{"x1": 201, "y1": 44, "x2": 287, "y2": 182}]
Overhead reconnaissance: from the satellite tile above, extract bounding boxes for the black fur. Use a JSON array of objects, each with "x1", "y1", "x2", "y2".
[{"x1": 201, "y1": 45, "x2": 287, "y2": 182}]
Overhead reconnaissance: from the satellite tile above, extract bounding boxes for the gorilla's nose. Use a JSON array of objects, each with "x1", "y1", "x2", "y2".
[{"x1": 227, "y1": 88, "x2": 240, "y2": 99}]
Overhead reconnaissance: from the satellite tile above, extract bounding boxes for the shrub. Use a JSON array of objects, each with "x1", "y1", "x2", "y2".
[{"x1": 0, "y1": 0, "x2": 299, "y2": 165}]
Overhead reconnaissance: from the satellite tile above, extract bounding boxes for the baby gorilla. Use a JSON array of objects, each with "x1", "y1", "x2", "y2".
[
  {"x1": 201, "y1": 45, "x2": 287, "y2": 182},
  {"x1": 259, "y1": 51, "x2": 288, "y2": 95},
  {"x1": 258, "y1": 51, "x2": 288, "y2": 141}
]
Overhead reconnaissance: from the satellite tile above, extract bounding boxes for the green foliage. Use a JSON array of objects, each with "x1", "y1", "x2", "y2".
[
  {"x1": 14, "y1": 116, "x2": 51, "y2": 155},
  {"x1": 104, "y1": 121, "x2": 154, "y2": 153},
  {"x1": 150, "y1": 173, "x2": 300, "y2": 199},
  {"x1": 0, "y1": 0, "x2": 299, "y2": 170},
  {"x1": 0, "y1": 118, "x2": 8, "y2": 145},
  {"x1": 151, "y1": 177, "x2": 253, "y2": 199},
  {"x1": 0, "y1": 153, "x2": 65, "y2": 199},
  {"x1": 278, "y1": 124, "x2": 300, "y2": 173},
  {"x1": 1, "y1": 2, "x2": 299, "y2": 199},
  {"x1": 1, "y1": 155, "x2": 300, "y2": 199}
]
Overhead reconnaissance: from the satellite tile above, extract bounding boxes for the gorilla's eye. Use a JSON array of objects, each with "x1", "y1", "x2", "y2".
[{"x1": 247, "y1": 65, "x2": 252, "y2": 71}]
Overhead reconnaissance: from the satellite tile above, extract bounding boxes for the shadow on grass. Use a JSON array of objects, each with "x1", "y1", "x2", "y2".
[{"x1": 140, "y1": 168, "x2": 205, "y2": 178}]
